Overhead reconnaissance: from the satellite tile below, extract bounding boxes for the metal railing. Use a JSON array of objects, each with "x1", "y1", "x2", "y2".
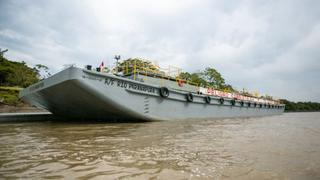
[
  {"x1": 100, "y1": 60, "x2": 281, "y2": 104},
  {"x1": 118, "y1": 60, "x2": 199, "y2": 87}
]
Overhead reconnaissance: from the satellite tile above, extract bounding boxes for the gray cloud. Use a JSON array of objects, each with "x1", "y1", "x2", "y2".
[{"x1": 0, "y1": 0, "x2": 319, "y2": 102}]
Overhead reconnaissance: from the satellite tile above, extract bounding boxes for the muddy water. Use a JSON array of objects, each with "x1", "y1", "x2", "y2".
[{"x1": 0, "y1": 112, "x2": 320, "y2": 179}]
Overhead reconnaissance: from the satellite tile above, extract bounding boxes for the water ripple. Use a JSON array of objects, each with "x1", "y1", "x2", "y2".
[{"x1": 0, "y1": 112, "x2": 320, "y2": 179}]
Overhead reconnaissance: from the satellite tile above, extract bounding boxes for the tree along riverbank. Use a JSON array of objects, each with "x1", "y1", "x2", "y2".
[
  {"x1": 280, "y1": 99, "x2": 320, "y2": 112},
  {"x1": 0, "y1": 56, "x2": 46, "y2": 112}
]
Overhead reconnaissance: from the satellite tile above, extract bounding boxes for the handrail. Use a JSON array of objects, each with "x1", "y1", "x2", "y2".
[
  {"x1": 113, "y1": 61, "x2": 281, "y2": 104},
  {"x1": 118, "y1": 62, "x2": 199, "y2": 88}
]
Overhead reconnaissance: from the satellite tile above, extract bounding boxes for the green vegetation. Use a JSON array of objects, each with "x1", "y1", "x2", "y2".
[
  {"x1": 0, "y1": 86, "x2": 21, "y2": 105},
  {"x1": 117, "y1": 58, "x2": 163, "y2": 75},
  {"x1": 179, "y1": 72, "x2": 207, "y2": 87},
  {"x1": 178, "y1": 68, "x2": 234, "y2": 92},
  {"x1": 0, "y1": 56, "x2": 39, "y2": 87},
  {"x1": 280, "y1": 99, "x2": 320, "y2": 112},
  {"x1": 179, "y1": 67, "x2": 235, "y2": 92},
  {"x1": 203, "y1": 67, "x2": 225, "y2": 89},
  {"x1": 0, "y1": 56, "x2": 48, "y2": 105}
]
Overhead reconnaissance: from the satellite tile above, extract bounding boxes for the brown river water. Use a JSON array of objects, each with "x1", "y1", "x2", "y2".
[{"x1": 0, "y1": 112, "x2": 320, "y2": 179}]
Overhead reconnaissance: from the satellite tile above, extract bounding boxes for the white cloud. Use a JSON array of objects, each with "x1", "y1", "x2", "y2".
[{"x1": 0, "y1": 0, "x2": 319, "y2": 102}]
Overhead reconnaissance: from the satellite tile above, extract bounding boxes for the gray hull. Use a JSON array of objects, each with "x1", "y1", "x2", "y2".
[{"x1": 19, "y1": 67, "x2": 285, "y2": 121}]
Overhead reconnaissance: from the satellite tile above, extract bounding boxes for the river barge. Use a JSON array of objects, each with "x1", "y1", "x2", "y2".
[{"x1": 19, "y1": 64, "x2": 285, "y2": 121}]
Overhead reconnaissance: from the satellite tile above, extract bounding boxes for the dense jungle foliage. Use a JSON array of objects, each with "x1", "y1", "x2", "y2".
[{"x1": 0, "y1": 56, "x2": 48, "y2": 105}]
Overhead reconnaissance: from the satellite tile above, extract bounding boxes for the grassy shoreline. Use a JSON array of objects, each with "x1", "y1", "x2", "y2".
[
  {"x1": 0, "y1": 86, "x2": 22, "y2": 105},
  {"x1": 0, "y1": 86, "x2": 45, "y2": 113}
]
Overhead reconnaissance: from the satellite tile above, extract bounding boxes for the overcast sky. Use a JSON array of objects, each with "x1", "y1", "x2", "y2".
[{"x1": 1, "y1": 0, "x2": 320, "y2": 102}]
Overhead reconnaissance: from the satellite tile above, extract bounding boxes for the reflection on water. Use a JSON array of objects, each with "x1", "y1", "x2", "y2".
[{"x1": 0, "y1": 112, "x2": 320, "y2": 179}]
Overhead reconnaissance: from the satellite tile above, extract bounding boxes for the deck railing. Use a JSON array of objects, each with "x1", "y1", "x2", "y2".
[
  {"x1": 118, "y1": 60, "x2": 199, "y2": 87},
  {"x1": 99, "y1": 60, "x2": 281, "y2": 105}
]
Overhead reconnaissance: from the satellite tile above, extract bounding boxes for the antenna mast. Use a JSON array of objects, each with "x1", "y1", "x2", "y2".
[{"x1": 114, "y1": 55, "x2": 121, "y2": 73}]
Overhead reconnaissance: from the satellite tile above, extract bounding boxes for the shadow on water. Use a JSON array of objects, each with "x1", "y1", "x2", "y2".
[
  {"x1": 0, "y1": 113, "x2": 152, "y2": 124},
  {"x1": 0, "y1": 112, "x2": 254, "y2": 124}
]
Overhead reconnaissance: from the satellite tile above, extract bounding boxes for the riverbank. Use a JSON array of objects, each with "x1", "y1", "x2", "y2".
[
  {"x1": 0, "y1": 86, "x2": 46, "y2": 113},
  {"x1": 0, "y1": 103, "x2": 46, "y2": 113}
]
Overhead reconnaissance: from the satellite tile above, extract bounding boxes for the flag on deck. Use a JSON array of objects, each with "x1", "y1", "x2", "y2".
[{"x1": 99, "y1": 61, "x2": 104, "y2": 70}]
